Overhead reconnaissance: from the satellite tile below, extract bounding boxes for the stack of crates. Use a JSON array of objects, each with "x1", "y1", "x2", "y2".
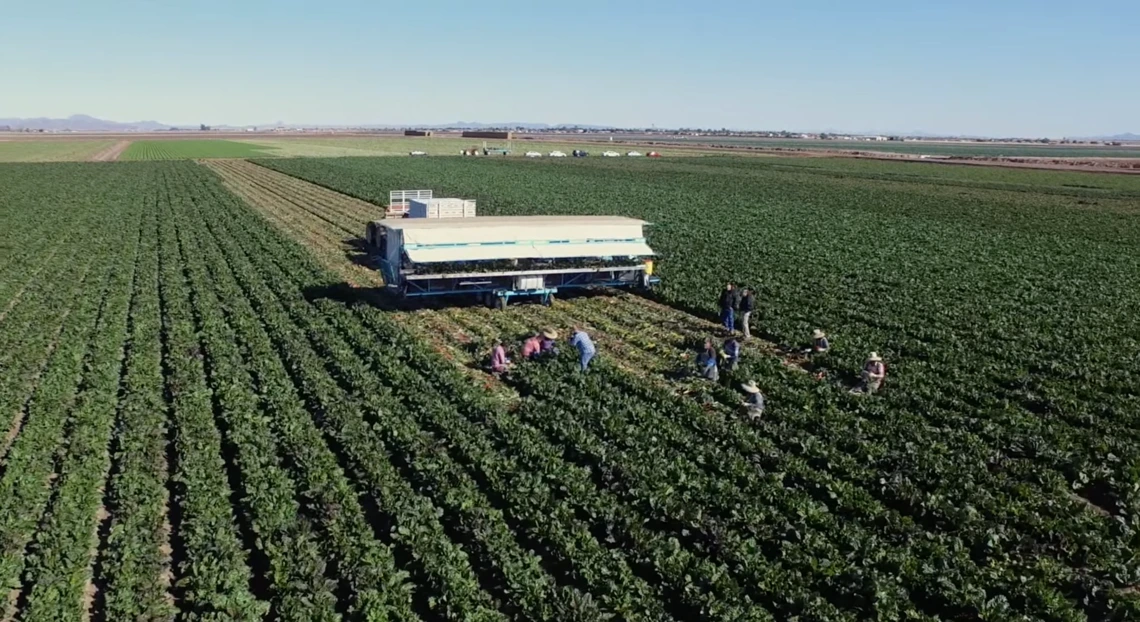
[{"x1": 408, "y1": 198, "x2": 477, "y2": 219}]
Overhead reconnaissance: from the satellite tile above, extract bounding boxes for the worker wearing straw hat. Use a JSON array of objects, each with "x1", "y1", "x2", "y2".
[
  {"x1": 741, "y1": 380, "x2": 765, "y2": 419},
  {"x1": 810, "y1": 329, "x2": 830, "y2": 354},
  {"x1": 860, "y1": 352, "x2": 886, "y2": 394},
  {"x1": 539, "y1": 328, "x2": 559, "y2": 356}
]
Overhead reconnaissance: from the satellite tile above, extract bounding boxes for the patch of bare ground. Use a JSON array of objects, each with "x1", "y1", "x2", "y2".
[
  {"x1": 81, "y1": 505, "x2": 111, "y2": 621},
  {"x1": 202, "y1": 159, "x2": 816, "y2": 400},
  {"x1": 88, "y1": 141, "x2": 131, "y2": 162},
  {"x1": 1066, "y1": 489, "x2": 1112, "y2": 518}
]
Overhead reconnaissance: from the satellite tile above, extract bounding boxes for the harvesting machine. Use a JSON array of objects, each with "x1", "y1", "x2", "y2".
[{"x1": 366, "y1": 190, "x2": 659, "y2": 308}]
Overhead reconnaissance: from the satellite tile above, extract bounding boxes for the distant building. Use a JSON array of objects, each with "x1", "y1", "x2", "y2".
[
  {"x1": 405, "y1": 130, "x2": 433, "y2": 137},
  {"x1": 462, "y1": 130, "x2": 513, "y2": 140}
]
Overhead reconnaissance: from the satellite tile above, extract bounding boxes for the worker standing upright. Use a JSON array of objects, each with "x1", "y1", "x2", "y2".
[
  {"x1": 569, "y1": 327, "x2": 596, "y2": 372},
  {"x1": 718, "y1": 283, "x2": 739, "y2": 334},
  {"x1": 738, "y1": 288, "x2": 755, "y2": 339}
]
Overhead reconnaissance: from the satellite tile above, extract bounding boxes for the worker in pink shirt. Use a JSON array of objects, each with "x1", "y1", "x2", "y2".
[
  {"x1": 521, "y1": 332, "x2": 543, "y2": 360},
  {"x1": 489, "y1": 339, "x2": 511, "y2": 376}
]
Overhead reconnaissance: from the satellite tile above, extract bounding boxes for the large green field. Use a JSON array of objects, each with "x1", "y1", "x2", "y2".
[
  {"x1": 641, "y1": 136, "x2": 1140, "y2": 158},
  {"x1": 120, "y1": 139, "x2": 278, "y2": 160},
  {"x1": 1, "y1": 154, "x2": 1138, "y2": 620},
  {"x1": 0, "y1": 139, "x2": 114, "y2": 162}
]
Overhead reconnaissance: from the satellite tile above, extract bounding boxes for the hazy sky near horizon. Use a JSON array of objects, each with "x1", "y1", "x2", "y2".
[{"x1": 2, "y1": 0, "x2": 1136, "y2": 136}]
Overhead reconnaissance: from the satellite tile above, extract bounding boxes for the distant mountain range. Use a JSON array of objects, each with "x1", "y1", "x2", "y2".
[
  {"x1": 0, "y1": 114, "x2": 1134, "y2": 140},
  {"x1": 0, "y1": 114, "x2": 170, "y2": 131}
]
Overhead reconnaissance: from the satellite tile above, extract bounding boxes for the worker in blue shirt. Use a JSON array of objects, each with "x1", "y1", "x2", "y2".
[{"x1": 569, "y1": 327, "x2": 596, "y2": 372}]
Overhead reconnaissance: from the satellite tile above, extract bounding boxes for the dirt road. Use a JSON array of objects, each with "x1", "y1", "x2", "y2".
[{"x1": 88, "y1": 140, "x2": 131, "y2": 162}]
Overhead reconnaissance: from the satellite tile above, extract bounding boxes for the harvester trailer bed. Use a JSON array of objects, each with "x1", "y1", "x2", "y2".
[{"x1": 366, "y1": 212, "x2": 659, "y2": 308}]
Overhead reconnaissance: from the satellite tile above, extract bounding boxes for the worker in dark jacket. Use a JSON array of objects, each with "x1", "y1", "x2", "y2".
[
  {"x1": 721, "y1": 336, "x2": 741, "y2": 372},
  {"x1": 738, "y1": 288, "x2": 755, "y2": 339},
  {"x1": 718, "y1": 283, "x2": 739, "y2": 333}
]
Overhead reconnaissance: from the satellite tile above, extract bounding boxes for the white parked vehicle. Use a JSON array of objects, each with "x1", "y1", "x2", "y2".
[
  {"x1": 409, "y1": 150, "x2": 427, "y2": 156},
  {"x1": 548, "y1": 150, "x2": 567, "y2": 157},
  {"x1": 602, "y1": 150, "x2": 621, "y2": 157},
  {"x1": 525, "y1": 151, "x2": 543, "y2": 158},
  {"x1": 626, "y1": 151, "x2": 643, "y2": 157}
]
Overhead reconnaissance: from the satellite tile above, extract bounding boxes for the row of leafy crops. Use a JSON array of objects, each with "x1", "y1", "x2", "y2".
[
  {"x1": 120, "y1": 139, "x2": 275, "y2": 161},
  {"x1": 254, "y1": 154, "x2": 1140, "y2": 619},
  {"x1": 2, "y1": 155, "x2": 1137, "y2": 619}
]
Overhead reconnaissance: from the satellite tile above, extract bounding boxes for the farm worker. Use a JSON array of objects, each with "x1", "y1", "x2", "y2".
[
  {"x1": 719, "y1": 283, "x2": 739, "y2": 333},
  {"x1": 521, "y1": 333, "x2": 543, "y2": 360},
  {"x1": 698, "y1": 338, "x2": 719, "y2": 382},
  {"x1": 490, "y1": 340, "x2": 511, "y2": 376},
  {"x1": 741, "y1": 380, "x2": 765, "y2": 420},
  {"x1": 540, "y1": 328, "x2": 559, "y2": 355},
  {"x1": 810, "y1": 329, "x2": 830, "y2": 354},
  {"x1": 861, "y1": 352, "x2": 886, "y2": 394},
  {"x1": 569, "y1": 327, "x2": 596, "y2": 372},
  {"x1": 738, "y1": 288, "x2": 755, "y2": 339},
  {"x1": 721, "y1": 336, "x2": 741, "y2": 372}
]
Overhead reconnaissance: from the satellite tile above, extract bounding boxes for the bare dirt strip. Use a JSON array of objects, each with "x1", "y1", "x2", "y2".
[
  {"x1": 88, "y1": 140, "x2": 131, "y2": 162},
  {"x1": 203, "y1": 159, "x2": 813, "y2": 404}
]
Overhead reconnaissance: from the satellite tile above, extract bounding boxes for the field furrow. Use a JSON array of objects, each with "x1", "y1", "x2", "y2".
[{"x1": 1, "y1": 152, "x2": 1138, "y2": 621}]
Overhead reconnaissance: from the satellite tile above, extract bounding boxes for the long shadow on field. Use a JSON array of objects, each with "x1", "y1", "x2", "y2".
[{"x1": 343, "y1": 237, "x2": 375, "y2": 272}]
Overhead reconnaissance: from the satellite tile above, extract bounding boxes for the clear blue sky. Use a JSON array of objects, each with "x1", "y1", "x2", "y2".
[{"x1": 2, "y1": 0, "x2": 1136, "y2": 136}]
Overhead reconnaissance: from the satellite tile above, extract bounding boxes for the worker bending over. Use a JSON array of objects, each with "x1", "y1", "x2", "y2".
[
  {"x1": 697, "y1": 338, "x2": 719, "y2": 382},
  {"x1": 521, "y1": 332, "x2": 543, "y2": 361},
  {"x1": 860, "y1": 352, "x2": 886, "y2": 394},
  {"x1": 721, "y1": 336, "x2": 741, "y2": 372},
  {"x1": 489, "y1": 339, "x2": 512, "y2": 377},
  {"x1": 569, "y1": 327, "x2": 596, "y2": 372},
  {"x1": 808, "y1": 329, "x2": 829, "y2": 354},
  {"x1": 741, "y1": 380, "x2": 765, "y2": 420},
  {"x1": 540, "y1": 328, "x2": 559, "y2": 355}
]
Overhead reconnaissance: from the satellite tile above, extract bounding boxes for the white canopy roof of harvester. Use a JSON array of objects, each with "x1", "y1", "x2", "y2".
[{"x1": 377, "y1": 215, "x2": 656, "y2": 263}]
